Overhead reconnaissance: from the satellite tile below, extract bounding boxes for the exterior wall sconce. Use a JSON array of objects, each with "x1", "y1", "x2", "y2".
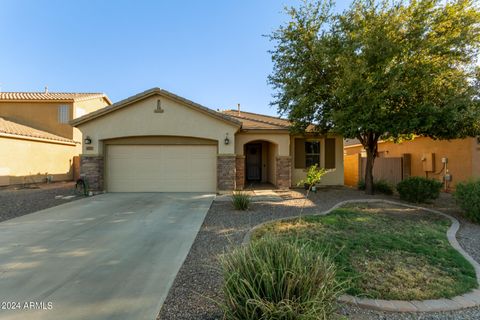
[
  {"x1": 84, "y1": 136, "x2": 92, "y2": 145},
  {"x1": 224, "y1": 133, "x2": 230, "y2": 145}
]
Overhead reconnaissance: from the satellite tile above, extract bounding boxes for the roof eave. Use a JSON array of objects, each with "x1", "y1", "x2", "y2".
[
  {"x1": 0, "y1": 99, "x2": 75, "y2": 104},
  {"x1": 0, "y1": 132, "x2": 78, "y2": 146},
  {"x1": 239, "y1": 128, "x2": 290, "y2": 133}
]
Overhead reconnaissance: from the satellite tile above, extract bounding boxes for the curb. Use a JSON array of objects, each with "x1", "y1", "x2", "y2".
[{"x1": 243, "y1": 199, "x2": 480, "y2": 313}]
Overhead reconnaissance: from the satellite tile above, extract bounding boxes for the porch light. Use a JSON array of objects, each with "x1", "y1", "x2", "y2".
[
  {"x1": 84, "y1": 136, "x2": 92, "y2": 145},
  {"x1": 224, "y1": 133, "x2": 230, "y2": 145}
]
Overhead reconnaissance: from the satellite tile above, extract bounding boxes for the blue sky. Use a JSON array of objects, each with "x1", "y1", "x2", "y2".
[{"x1": 0, "y1": 0, "x2": 351, "y2": 116}]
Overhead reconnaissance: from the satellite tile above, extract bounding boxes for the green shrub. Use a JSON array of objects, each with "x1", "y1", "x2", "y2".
[
  {"x1": 232, "y1": 192, "x2": 251, "y2": 210},
  {"x1": 357, "y1": 179, "x2": 393, "y2": 195},
  {"x1": 357, "y1": 180, "x2": 366, "y2": 190},
  {"x1": 454, "y1": 180, "x2": 480, "y2": 223},
  {"x1": 297, "y1": 164, "x2": 329, "y2": 189},
  {"x1": 396, "y1": 177, "x2": 443, "y2": 203},
  {"x1": 219, "y1": 237, "x2": 342, "y2": 320}
]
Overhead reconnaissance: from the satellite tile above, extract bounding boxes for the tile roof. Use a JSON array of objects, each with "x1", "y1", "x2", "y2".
[
  {"x1": 0, "y1": 117, "x2": 76, "y2": 144},
  {"x1": 0, "y1": 92, "x2": 111, "y2": 104},
  {"x1": 222, "y1": 110, "x2": 291, "y2": 130},
  {"x1": 344, "y1": 138, "x2": 362, "y2": 147}
]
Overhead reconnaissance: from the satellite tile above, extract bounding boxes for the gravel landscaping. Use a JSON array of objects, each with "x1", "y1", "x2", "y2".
[
  {"x1": 0, "y1": 182, "x2": 80, "y2": 222},
  {"x1": 157, "y1": 187, "x2": 480, "y2": 320}
]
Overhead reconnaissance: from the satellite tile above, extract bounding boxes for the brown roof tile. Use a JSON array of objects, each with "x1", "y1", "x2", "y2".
[
  {"x1": 0, "y1": 117, "x2": 76, "y2": 144},
  {"x1": 0, "y1": 92, "x2": 111, "y2": 104},
  {"x1": 222, "y1": 110, "x2": 290, "y2": 130}
]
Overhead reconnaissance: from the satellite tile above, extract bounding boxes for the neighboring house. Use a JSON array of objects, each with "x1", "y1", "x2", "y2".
[
  {"x1": 0, "y1": 91, "x2": 111, "y2": 186},
  {"x1": 344, "y1": 137, "x2": 480, "y2": 189},
  {"x1": 71, "y1": 88, "x2": 344, "y2": 193}
]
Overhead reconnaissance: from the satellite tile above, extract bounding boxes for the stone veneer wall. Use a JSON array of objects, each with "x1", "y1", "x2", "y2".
[
  {"x1": 276, "y1": 156, "x2": 292, "y2": 189},
  {"x1": 80, "y1": 155, "x2": 104, "y2": 192},
  {"x1": 217, "y1": 155, "x2": 236, "y2": 191},
  {"x1": 235, "y1": 155, "x2": 245, "y2": 190}
]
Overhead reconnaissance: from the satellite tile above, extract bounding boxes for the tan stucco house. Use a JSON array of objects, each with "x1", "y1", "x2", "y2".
[
  {"x1": 71, "y1": 88, "x2": 344, "y2": 193},
  {"x1": 0, "y1": 91, "x2": 111, "y2": 186}
]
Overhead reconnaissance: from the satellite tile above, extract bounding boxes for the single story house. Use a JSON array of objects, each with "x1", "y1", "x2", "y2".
[
  {"x1": 344, "y1": 137, "x2": 480, "y2": 189},
  {"x1": 0, "y1": 91, "x2": 111, "y2": 186},
  {"x1": 71, "y1": 88, "x2": 344, "y2": 193}
]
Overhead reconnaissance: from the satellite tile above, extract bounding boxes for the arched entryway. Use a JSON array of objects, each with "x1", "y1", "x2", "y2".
[{"x1": 237, "y1": 140, "x2": 279, "y2": 189}]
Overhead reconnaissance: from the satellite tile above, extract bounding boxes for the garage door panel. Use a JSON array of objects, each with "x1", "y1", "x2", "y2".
[{"x1": 106, "y1": 145, "x2": 216, "y2": 192}]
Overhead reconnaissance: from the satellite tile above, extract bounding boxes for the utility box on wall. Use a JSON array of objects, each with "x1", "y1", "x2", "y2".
[{"x1": 422, "y1": 152, "x2": 435, "y2": 172}]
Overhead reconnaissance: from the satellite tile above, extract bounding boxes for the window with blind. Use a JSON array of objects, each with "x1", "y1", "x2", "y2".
[
  {"x1": 58, "y1": 105, "x2": 70, "y2": 124},
  {"x1": 305, "y1": 141, "x2": 320, "y2": 167},
  {"x1": 294, "y1": 138, "x2": 336, "y2": 169}
]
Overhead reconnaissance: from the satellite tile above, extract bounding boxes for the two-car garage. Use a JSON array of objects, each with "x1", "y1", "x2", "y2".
[
  {"x1": 106, "y1": 144, "x2": 217, "y2": 192},
  {"x1": 71, "y1": 88, "x2": 240, "y2": 193}
]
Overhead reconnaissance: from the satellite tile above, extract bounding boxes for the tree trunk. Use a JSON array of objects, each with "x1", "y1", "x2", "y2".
[{"x1": 363, "y1": 133, "x2": 378, "y2": 195}]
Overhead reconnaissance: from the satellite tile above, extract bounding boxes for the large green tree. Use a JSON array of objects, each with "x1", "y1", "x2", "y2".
[{"x1": 269, "y1": 0, "x2": 480, "y2": 194}]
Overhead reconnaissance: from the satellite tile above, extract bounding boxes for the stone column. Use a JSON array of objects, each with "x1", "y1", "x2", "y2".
[
  {"x1": 80, "y1": 155, "x2": 104, "y2": 192},
  {"x1": 235, "y1": 155, "x2": 245, "y2": 190},
  {"x1": 276, "y1": 156, "x2": 292, "y2": 189},
  {"x1": 217, "y1": 154, "x2": 236, "y2": 192}
]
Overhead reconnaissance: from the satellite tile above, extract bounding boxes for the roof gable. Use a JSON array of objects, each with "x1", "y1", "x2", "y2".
[{"x1": 71, "y1": 88, "x2": 241, "y2": 127}]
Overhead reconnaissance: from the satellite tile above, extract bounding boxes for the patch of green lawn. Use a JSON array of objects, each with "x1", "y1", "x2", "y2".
[{"x1": 252, "y1": 203, "x2": 477, "y2": 300}]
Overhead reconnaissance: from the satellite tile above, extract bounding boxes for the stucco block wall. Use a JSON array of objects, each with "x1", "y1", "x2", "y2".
[
  {"x1": 291, "y1": 135, "x2": 344, "y2": 186},
  {"x1": 0, "y1": 137, "x2": 77, "y2": 186},
  {"x1": 344, "y1": 153, "x2": 361, "y2": 187},
  {"x1": 472, "y1": 138, "x2": 480, "y2": 179},
  {"x1": 344, "y1": 137, "x2": 478, "y2": 187}
]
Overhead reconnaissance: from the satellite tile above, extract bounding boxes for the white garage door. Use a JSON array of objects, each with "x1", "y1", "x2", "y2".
[{"x1": 106, "y1": 145, "x2": 217, "y2": 192}]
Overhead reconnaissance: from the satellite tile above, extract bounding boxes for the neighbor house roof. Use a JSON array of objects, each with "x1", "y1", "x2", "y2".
[
  {"x1": 0, "y1": 117, "x2": 76, "y2": 144},
  {"x1": 222, "y1": 110, "x2": 291, "y2": 131},
  {"x1": 344, "y1": 138, "x2": 362, "y2": 147},
  {"x1": 70, "y1": 88, "x2": 241, "y2": 127},
  {"x1": 0, "y1": 92, "x2": 112, "y2": 104}
]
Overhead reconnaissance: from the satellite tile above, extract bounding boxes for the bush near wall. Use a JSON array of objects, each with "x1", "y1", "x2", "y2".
[
  {"x1": 358, "y1": 179, "x2": 394, "y2": 195},
  {"x1": 396, "y1": 177, "x2": 443, "y2": 203},
  {"x1": 455, "y1": 180, "x2": 480, "y2": 223}
]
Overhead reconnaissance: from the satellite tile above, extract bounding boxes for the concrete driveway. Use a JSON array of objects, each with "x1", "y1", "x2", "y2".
[{"x1": 0, "y1": 193, "x2": 214, "y2": 320}]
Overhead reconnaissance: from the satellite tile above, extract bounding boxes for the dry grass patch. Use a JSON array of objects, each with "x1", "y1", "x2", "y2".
[{"x1": 252, "y1": 202, "x2": 477, "y2": 300}]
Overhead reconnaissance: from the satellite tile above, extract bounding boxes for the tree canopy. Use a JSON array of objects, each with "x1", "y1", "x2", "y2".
[{"x1": 269, "y1": 0, "x2": 480, "y2": 193}]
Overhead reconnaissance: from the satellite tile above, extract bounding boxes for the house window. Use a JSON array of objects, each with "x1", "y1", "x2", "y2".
[
  {"x1": 305, "y1": 141, "x2": 320, "y2": 167},
  {"x1": 58, "y1": 105, "x2": 70, "y2": 124}
]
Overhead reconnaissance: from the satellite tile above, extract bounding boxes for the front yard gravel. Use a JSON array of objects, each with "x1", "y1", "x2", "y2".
[
  {"x1": 0, "y1": 182, "x2": 79, "y2": 222},
  {"x1": 158, "y1": 187, "x2": 480, "y2": 320}
]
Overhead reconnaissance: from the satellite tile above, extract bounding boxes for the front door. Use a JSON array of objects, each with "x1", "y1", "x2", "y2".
[{"x1": 246, "y1": 144, "x2": 262, "y2": 181}]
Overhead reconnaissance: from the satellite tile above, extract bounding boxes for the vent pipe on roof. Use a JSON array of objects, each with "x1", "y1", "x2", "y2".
[
  {"x1": 44, "y1": 86, "x2": 48, "y2": 94},
  {"x1": 237, "y1": 103, "x2": 240, "y2": 116}
]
